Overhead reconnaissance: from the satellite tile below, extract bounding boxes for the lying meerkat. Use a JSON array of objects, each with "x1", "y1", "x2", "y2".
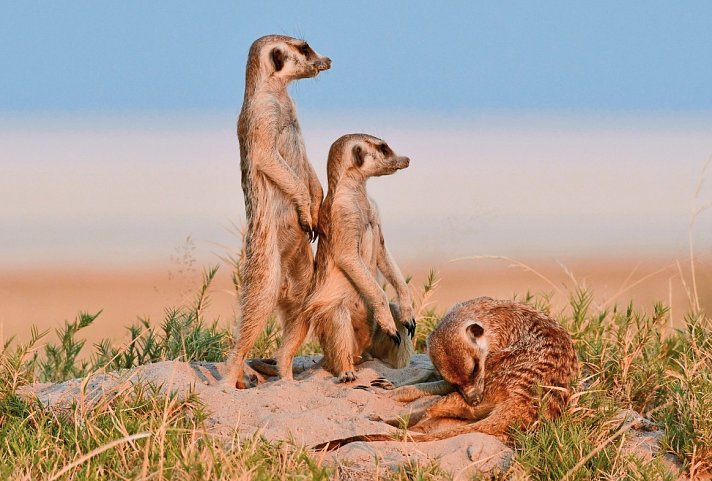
[
  {"x1": 315, "y1": 297, "x2": 579, "y2": 449},
  {"x1": 225, "y1": 35, "x2": 331, "y2": 389},
  {"x1": 272, "y1": 134, "x2": 416, "y2": 383}
]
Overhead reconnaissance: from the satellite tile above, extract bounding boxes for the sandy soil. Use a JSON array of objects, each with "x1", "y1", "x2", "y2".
[
  {"x1": 24, "y1": 355, "x2": 513, "y2": 478},
  {"x1": 22, "y1": 354, "x2": 684, "y2": 479},
  {"x1": 1, "y1": 257, "x2": 709, "y2": 347}
]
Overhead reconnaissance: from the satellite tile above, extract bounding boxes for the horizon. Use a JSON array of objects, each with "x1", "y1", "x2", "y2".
[{"x1": 2, "y1": 111, "x2": 710, "y2": 268}]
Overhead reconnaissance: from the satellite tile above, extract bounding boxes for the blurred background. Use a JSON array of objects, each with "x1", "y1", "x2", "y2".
[{"x1": 1, "y1": 1, "x2": 711, "y2": 343}]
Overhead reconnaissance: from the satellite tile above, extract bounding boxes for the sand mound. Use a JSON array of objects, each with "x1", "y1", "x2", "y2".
[{"x1": 24, "y1": 355, "x2": 512, "y2": 478}]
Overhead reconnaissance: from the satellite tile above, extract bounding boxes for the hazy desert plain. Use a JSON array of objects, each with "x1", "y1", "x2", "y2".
[{"x1": 1, "y1": 256, "x2": 710, "y2": 349}]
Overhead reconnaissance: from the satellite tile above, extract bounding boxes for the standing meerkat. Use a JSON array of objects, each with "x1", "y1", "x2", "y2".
[
  {"x1": 226, "y1": 35, "x2": 331, "y2": 389},
  {"x1": 273, "y1": 134, "x2": 416, "y2": 383},
  {"x1": 315, "y1": 297, "x2": 579, "y2": 449}
]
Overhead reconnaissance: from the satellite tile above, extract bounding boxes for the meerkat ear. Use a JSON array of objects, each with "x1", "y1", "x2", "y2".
[
  {"x1": 270, "y1": 48, "x2": 284, "y2": 72},
  {"x1": 467, "y1": 322, "x2": 484, "y2": 340},
  {"x1": 352, "y1": 145, "x2": 365, "y2": 167}
]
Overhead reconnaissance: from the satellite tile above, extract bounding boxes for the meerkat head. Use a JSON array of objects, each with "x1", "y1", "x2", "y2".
[
  {"x1": 427, "y1": 303, "x2": 489, "y2": 405},
  {"x1": 326, "y1": 134, "x2": 410, "y2": 190},
  {"x1": 248, "y1": 35, "x2": 331, "y2": 85},
  {"x1": 349, "y1": 135, "x2": 410, "y2": 179}
]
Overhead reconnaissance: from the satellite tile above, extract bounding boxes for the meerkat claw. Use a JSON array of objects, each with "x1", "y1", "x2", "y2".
[
  {"x1": 353, "y1": 385, "x2": 375, "y2": 392},
  {"x1": 390, "y1": 331, "x2": 402, "y2": 346},
  {"x1": 370, "y1": 377, "x2": 395, "y2": 390},
  {"x1": 336, "y1": 371, "x2": 357, "y2": 383},
  {"x1": 404, "y1": 318, "x2": 416, "y2": 338},
  {"x1": 298, "y1": 220, "x2": 311, "y2": 235}
]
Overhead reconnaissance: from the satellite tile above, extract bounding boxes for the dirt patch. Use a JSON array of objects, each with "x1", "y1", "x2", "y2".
[
  {"x1": 23, "y1": 354, "x2": 512, "y2": 478},
  {"x1": 23, "y1": 355, "x2": 683, "y2": 479}
]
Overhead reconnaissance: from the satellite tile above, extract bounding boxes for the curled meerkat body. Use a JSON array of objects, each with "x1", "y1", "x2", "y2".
[
  {"x1": 315, "y1": 297, "x2": 579, "y2": 449},
  {"x1": 225, "y1": 35, "x2": 331, "y2": 389},
  {"x1": 274, "y1": 134, "x2": 416, "y2": 383}
]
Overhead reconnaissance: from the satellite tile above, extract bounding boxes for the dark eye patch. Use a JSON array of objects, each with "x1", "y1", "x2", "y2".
[
  {"x1": 379, "y1": 143, "x2": 391, "y2": 156},
  {"x1": 299, "y1": 43, "x2": 310, "y2": 56}
]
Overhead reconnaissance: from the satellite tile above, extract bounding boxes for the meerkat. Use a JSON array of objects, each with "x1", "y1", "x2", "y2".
[
  {"x1": 225, "y1": 35, "x2": 331, "y2": 389},
  {"x1": 314, "y1": 297, "x2": 579, "y2": 449},
  {"x1": 271, "y1": 134, "x2": 416, "y2": 383}
]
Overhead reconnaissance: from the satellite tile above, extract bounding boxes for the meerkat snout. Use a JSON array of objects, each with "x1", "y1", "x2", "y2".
[
  {"x1": 458, "y1": 381, "x2": 483, "y2": 405},
  {"x1": 315, "y1": 56, "x2": 332, "y2": 71},
  {"x1": 393, "y1": 156, "x2": 410, "y2": 169}
]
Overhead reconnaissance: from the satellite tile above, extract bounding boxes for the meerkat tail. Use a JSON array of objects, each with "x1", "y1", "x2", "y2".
[
  {"x1": 313, "y1": 419, "x2": 506, "y2": 451},
  {"x1": 312, "y1": 433, "x2": 399, "y2": 451},
  {"x1": 247, "y1": 358, "x2": 315, "y2": 378},
  {"x1": 247, "y1": 358, "x2": 279, "y2": 377},
  {"x1": 311, "y1": 427, "x2": 469, "y2": 451}
]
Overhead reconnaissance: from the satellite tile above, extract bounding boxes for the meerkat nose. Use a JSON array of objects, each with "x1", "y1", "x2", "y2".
[
  {"x1": 319, "y1": 57, "x2": 332, "y2": 70},
  {"x1": 459, "y1": 385, "x2": 482, "y2": 405}
]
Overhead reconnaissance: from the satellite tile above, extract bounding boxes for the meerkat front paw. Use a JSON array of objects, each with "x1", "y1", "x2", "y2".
[
  {"x1": 336, "y1": 371, "x2": 357, "y2": 383},
  {"x1": 225, "y1": 372, "x2": 258, "y2": 390},
  {"x1": 403, "y1": 318, "x2": 416, "y2": 338},
  {"x1": 375, "y1": 313, "x2": 401, "y2": 346},
  {"x1": 309, "y1": 202, "x2": 321, "y2": 242},
  {"x1": 295, "y1": 194, "x2": 316, "y2": 241},
  {"x1": 375, "y1": 306, "x2": 399, "y2": 335},
  {"x1": 296, "y1": 201, "x2": 315, "y2": 238},
  {"x1": 398, "y1": 304, "x2": 416, "y2": 338}
]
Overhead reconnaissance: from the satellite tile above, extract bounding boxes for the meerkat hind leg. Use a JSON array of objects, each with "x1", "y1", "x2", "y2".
[
  {"x1": 275, "y1": 311, "x2": 311, "y2": 381},
  {"x1": 410, "y1": 393, "x2": 495, "y2": 433},
  {"x1": 372, "y1": 390, "x2": 487, "y2": 431},
  {"x1": 226, "y1": 241, "x2": 281, "y2": 389},
  {"x1": 464, "y1": 398, "x2": 536, "y2": 439},
  {"x1": 319, "y1": 304, "x2": 359, "y2": 383},
  {"x1": 275, "y1": 243, "x2": 316, "y2": 380}
]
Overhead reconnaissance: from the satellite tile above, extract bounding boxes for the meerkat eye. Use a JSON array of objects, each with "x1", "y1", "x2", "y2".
[
  {"x1": 379, "y1": 143, "x2": 390, "y2": 156},
  {"x1": 299, "y1": 43, "x2": 310, "y2": 56}
]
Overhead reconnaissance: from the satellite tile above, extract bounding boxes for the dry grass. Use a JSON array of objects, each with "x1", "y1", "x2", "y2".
[{"x1": 1, "y1": 259, "x2": 710, "y2": 480}]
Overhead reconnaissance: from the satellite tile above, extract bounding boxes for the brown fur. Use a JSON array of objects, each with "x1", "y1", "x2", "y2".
[
  {"x1": 225, "y1": 35, "x2": 331, "y2": 389},
  {"x1": 314, "y1": 297, "x2": 579, "y2": 449},
  {"x1": 275, "y1": 134, "x2": 416, "y2": 383}
]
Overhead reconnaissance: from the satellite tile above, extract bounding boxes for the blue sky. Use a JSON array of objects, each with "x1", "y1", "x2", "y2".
[{"x1": 2, "y1": 1, "x2": 712, "y2": 115}]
